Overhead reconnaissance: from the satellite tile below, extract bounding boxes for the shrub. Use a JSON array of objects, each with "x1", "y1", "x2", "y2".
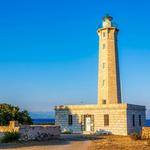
[
  {"x1": 0, "y1": 132, "x2": 20, "y2": 143},
  {"x1": 62, "y1": 131, "x2": 72, "y2": 134},
  {"x1": 130, "y1": 132, "x2": 141, "y2": 140},
  {"x1": 147, "y1": 139, "x2": 150, "y2": 146}
]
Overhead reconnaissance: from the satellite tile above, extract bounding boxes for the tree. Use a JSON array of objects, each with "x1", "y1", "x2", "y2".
[{"x1": 0, "y1": 103, "x2": 32, "y2": 125}]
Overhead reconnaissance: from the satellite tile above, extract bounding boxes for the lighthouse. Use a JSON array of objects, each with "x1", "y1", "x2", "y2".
[{"x1": 97, "y1": 15, "x2": 121, "y2": 105}]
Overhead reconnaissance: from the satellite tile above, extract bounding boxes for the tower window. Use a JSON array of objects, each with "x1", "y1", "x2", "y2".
[
  {"x1": 103, "y1": 63, "x2": 105, "y2": 69},
  {"x1": 102, "y1": 99, "x2": 106, "y2": 104},
  {"x1": 139, "y1": 115, "x2": 141, "y2": 126},
  {"x1": 103, "y1": 32, "x2": 106, "y2": 37},
  {"x1": 68, "y1": 115, "x2": 73, "y2": 125},
  {"x1": 104, "y1": 114, "x2": 109, "y2": 126},
  {"x1": 103, "y1": 44, "x2": 106, "y2": 49},
  {"x1": 132, "y1": 114, "x2": 135, "y2": 127},
  {"x1": 102, "y1": 80, "x2": 105, "y2": 86}
]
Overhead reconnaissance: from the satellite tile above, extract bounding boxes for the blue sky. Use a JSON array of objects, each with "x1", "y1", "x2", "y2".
[{"x1": 0, "y1": 0, "x2": 150, "y2": 113}]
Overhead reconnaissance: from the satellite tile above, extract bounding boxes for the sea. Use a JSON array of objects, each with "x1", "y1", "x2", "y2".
[
  {"x1": 32, "y1": 118, "x2": 55, "y2": 124},
  {"x1": 145, "y1": 119, "x2": 150, "y2": 126},
  {"x1": 32, "y1": 118, "x2": 150, "y2": 126}
]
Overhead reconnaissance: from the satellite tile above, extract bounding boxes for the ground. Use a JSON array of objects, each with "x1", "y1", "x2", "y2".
[
  {"x1": 90, "y1": 135, "x2": 150, "y2": 150},
  {"x1": 0, "y1": 135, "x2": 150, "y2": 150},
  {"x1": 0, "y1": 134, "x2": 93, "y2": 150}
]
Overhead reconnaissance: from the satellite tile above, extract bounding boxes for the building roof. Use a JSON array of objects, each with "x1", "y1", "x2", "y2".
[{"x1": 103, "y1": 14, "x2": 113, "y2": 21}]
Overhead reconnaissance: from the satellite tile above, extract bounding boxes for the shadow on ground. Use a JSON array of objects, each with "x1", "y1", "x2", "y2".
[{"x1": 0, "y1": 134, "x2": 103, "y2": 149}]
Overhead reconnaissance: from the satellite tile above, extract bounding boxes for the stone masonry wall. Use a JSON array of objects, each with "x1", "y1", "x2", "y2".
[
  {"x1": 142, "y1": 127, "x2": 150, "y2": 139},
  {"x1": 19, "y1": 125, "x2": 60, "y2": 141},
  {"x1": 97, "y1": 27, "x2": 121, "y2": 105},
  {"x1": 0, "y1": 121, "x2": 61, "y2": 141}
]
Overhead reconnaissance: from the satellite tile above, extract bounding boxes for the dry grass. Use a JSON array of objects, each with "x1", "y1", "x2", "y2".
[{"x1": 89, "y1": 135, "x2": 150, "y2": 150}]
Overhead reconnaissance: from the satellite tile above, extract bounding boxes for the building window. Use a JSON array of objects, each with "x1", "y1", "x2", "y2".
[
  {"x1": 103, "y1": 44, "x2": 106, "y2": 49},
  {"x1": 132, "y1": 114, "x2": 135, "y2": 127},
  {"x1": 68, "y1": 115, "x2": 73, "y2": 125},
  {"x1": 103, "y1": 63, "x2": 105, "y2": 69},
  {"x1": 139, "y1": 115, "x2": 142, "y2": 126},
  {"x1": 104, "y1": 114, "x2": 109, "y2": 126},
  {"x1": 103, "y1": 32, "x2": 106, "y2": 37},
  {"x1": 102, "y1": 80, "x2": 105, "y2": 86},
  {"x1": 102, "y1": 99, "x2": 106, "y2": 104}
]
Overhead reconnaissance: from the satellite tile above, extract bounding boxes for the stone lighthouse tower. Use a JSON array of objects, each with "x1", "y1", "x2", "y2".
[
  {"x1": 55, "y1": 14, "x2": 146, "y2": 136},
  {"x1": 97, "y1": 15, "x2": 121, "y2": 105}
]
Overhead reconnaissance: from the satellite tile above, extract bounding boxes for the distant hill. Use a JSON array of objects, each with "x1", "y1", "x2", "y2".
[{"x1": 29, "y1": 111, "x2": 54, "y2": 119}]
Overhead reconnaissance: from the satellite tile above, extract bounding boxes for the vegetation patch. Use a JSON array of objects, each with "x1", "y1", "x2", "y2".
[
  {"x1": 0, "y1": 103, "x2": 32, "y2": 125},
  {"x1": 0, "y1": 132, "x2": 20, "y2": 143},
  {"x1": 130, "y1": 132, "x2": 141, "y2": 140},
  {"x1": 62, "y1": 130, "x2": 72, "y2": 134},
  {"x1": 147, "y1": 139, "x2": 150, "y2": 146}
]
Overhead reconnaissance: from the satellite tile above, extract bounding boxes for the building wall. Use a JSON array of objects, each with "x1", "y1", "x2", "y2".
[
  {"x1": 95, "y1": 108, "x2": 127, "y2": 135},
  {"x1": 55, "y1": 104, "x2": 145, "y2": 136},
  {"x1": 127, "y1": 105, "x2": 146, "y2": 134},
  {"x1": 55, "y1": 107, "x2": 127, "y2": 135}
]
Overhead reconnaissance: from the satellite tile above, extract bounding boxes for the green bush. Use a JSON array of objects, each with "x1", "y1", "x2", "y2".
[
  {"x1": 62, "y1": 130, "x2": 72, "y2": 134},
  {"x1": 0, "y1": 132, "x2": 20, "y2": 143},
  {"x1": 130, "y1": 132, "x2": 141, "y2": 140},
  {"x1": 0, "y1": 103, "x2": 32, "y2": 126}
]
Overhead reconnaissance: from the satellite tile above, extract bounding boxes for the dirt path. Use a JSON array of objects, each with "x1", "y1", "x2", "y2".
[
  {"x1": 0, "y1": 135, "x2": 93, "y2": 150},
  {"x1": 0, "y1": 140, "x2": 91, "y2": 150}
]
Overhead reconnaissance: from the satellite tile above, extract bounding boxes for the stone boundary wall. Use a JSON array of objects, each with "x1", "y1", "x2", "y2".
[
  {"x1": 0, "y1": 121, "x2": 61, "y2": 141},
  {"x1": 19, "y1": 125, "x2": 60, "y2": 141},
  {"x1": 142, "y1": 127, "x2": 150, "y2": 139}
]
